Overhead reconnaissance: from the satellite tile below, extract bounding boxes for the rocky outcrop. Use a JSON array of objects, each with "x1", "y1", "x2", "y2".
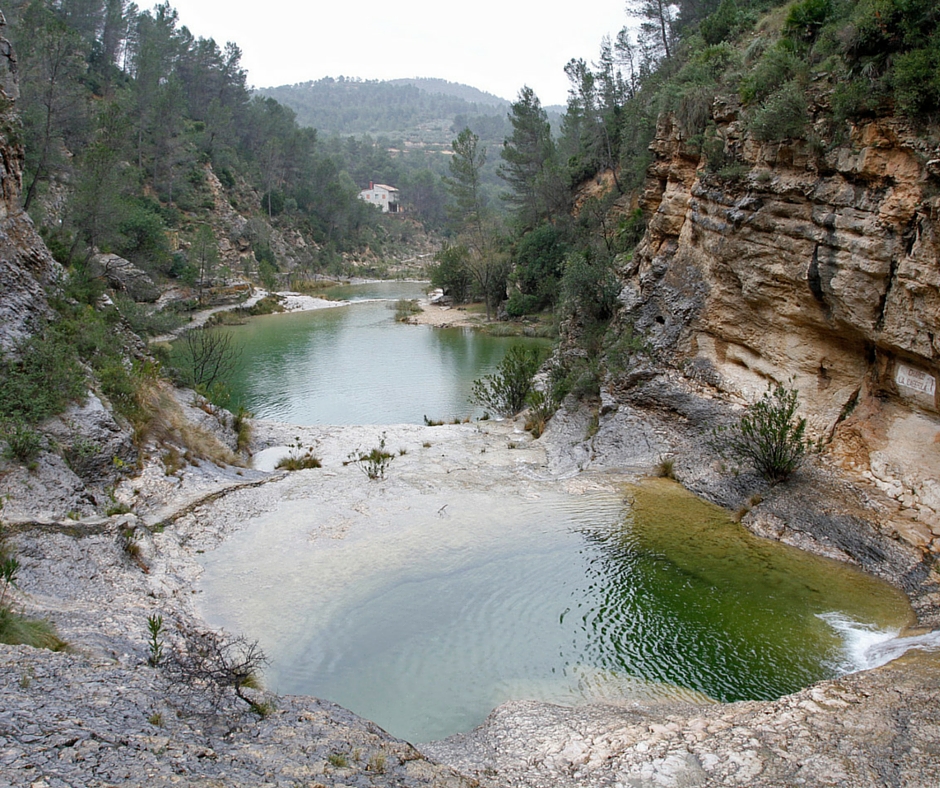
[
  {"x1": 618, "y1": 105, "x2": 940, "y2": 550},
  {"x1": 426, "y1": 650, "x2": 940, "y2": 788},
  {"x1": 88, "y1": 253, "x2": 160, "y2": 302},
  {"x1": 0, "y1": 11, "x2": 61, "y2": 355}
]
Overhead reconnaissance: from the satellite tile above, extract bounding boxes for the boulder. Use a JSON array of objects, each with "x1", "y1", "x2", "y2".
[{"x1": 88, "y1": 253, "x2": 160, "y2": 302}]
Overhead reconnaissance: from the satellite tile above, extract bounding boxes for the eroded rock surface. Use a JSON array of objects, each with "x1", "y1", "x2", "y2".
[
  {"x1": 425, "y1": 651, "x2": 940, "y2": 788},
  {"x1": 0, "y1": 13, "x2": 60, "y2": 355},
  {"x1": 618, "y1": 111, "x2": 940, "y2": 545}
]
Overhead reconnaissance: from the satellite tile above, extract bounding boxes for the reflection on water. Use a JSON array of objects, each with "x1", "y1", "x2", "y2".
[
  {"x1": 219, "y1": 281, "x2": 548, "y2": 425},
  {"x1": 198, "y1": 478, "x2": 913, "y2": 743}
]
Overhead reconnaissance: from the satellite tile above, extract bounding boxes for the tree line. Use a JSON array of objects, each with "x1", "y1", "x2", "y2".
[{"x1": 5, "y1": 0, "x2": 429, "y2": 283}]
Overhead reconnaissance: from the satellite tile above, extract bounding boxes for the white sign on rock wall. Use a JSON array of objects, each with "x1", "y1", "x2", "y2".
[{"x1": 895, "y1": 363, "x2": 937, "y2": 397}]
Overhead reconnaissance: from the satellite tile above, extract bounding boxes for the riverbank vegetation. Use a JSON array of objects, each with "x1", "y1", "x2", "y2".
[{"x1": 710, "y1": 383, "x2": 813, "y2": 483}]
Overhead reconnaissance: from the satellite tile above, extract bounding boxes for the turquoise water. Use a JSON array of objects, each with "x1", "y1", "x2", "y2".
[
  {"x1": 198, "y1": 479, "x2": 913, "y2": 743},
  {"x1": 195, "y1": 281, "x2": 915, "y2": 744},
  {"x1": 220, "y1": 282, "x2": 548, "y2": 424}
]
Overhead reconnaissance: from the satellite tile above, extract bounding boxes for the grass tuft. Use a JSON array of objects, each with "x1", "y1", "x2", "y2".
[{"x1": 0, "y1": 608, "x2": 68, "y2": 651}]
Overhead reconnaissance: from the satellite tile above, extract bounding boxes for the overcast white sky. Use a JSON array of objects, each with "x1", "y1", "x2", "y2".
[{"x1": 168, "y1": 0, "x2": 631, "y2": 107}]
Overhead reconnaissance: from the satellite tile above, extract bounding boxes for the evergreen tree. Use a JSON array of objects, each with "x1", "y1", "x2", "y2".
[
  {"x1": 498, "y1": 86, "x2": 566, "y2": 230},
  {"x1": 443, "y1": 128, "x2": 507, "y2": 320},
  {"x1": 18, "y1": 1, "x2": 90, "y2": 212},
  {"x1": 444, "y1": 128, "x2": 490, "y2": 258}
]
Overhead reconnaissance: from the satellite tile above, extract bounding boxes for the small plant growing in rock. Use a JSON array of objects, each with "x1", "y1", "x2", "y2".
[
  {"x1": 0, "y1": 554, "x2": 19, "y2": 610},
  {"x1": 249, "y1": 698, "x2": 276, "y2": 718},
  {"x1": 147, "y1": 614, "x2": 164, "y2": 667},
  {"x1": 523, "y1": 388, "x2": 557, "y2": 438},
  {"x1": 233, "y1": 406, "x2": 253, "y2": 453},
  {"x1": 367, "y1": 752, "x2": 388, "y2": 773},
  {"x1": 276, "y1": 437, "x2": 322, "y2": 471},
  {"x1": 120, "y1": 527, "x2": 149, "y2": 572},
  {"x1": 712, "y1": 383, "x2": 810, "y2": 484},
  {"x1": 328, "y1": 752, "x2": 350, "y2": 768},
  {"x1": 166, "y1": 623, "x2": 268, "y2": 710},
  {"x1": 346, "y1": 433, "x2": 394, "y2": 480},
  {"x1": 470, "y1": 345, "x2": 546, "y2": 417},
  {"x1": 656, "y1": 457, "x2": 676, "y2": 479}
]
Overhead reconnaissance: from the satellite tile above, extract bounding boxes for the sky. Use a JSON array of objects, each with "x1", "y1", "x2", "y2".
[{"x1": 168, "y1": 0, "x2": 632, "y2": 107}]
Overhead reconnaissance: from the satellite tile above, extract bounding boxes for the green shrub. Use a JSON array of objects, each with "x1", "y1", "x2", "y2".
[
  {"x1": 0, "y1": 331, "x2": 85, "y2": 425},
  {"x1": 739, "y1": 41, "x2": 803, "y2": 104},
  {"x1": 1, "y1": 423, "x2": 44, "y2": 466},
  {"x1": 893, "y1": 47, "x2": 940, "y2": 117},
  {"x1": 505, "y1": 292, "x2": 542, "y2": 318},
  {"x1": 233, "y1": 407, "x2": 252, "y2": 453},
  {"x1": 605, "y1": 324, "x2": 650, "y2": 378},
  {"x1": 430, "y1": 245, "x2": 473, "y2": 304},
  {"x1": 112, "y1": 293, "x2": 186, "y2": 338},
  {"x1": 346, "y1": 433, "x2": 394, "y2": 480},
  {"x1": 712, "y1": 383, "x2": 810, "y2": 484},
  {"x1": 700, "y1": 0, "x2": 747, "y2": 45},
  {"x1": 470, "y1": 345, "x2": 547, "y2": 417},
  {"x1": 831, "y1": 79, "x2": 886, "y2": 122},
  {"x1": 95, "y1": 360, "x2": 150, "y2": 428},
  {"x1": 784, "y1": 0, "x2": 833, "y2": 44},
  {"x1": 508, "y1": 223, "x2": 569, "y2": 314},
  {"x1": 559, "y1": 252, "x2": 621, "y2": 327},
  {"x1": 392, "y1": 298, "x2": 421, "y2": 321},
  {"x1": 524, "y1": 388, "x2": 557, "y2": 438},
  {"x1": 117, "y1": 203, "x2": 172, "y2": 273},
  {"x1": 748, "y1": 81, "x2": 808, "y2": 141}
]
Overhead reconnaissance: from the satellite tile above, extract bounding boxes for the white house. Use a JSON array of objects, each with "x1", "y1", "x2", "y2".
[{"x1": 358, "y1": 182, "x2": 401, "y2": 213}]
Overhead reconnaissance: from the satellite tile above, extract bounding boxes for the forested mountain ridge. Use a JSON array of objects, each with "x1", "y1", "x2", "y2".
[
  {"x1": 257, "y1": 77, "x2": 513, "y2": 155},
  {"x1": 386, "y1": 77, "x2": 510, "y2": 107}
]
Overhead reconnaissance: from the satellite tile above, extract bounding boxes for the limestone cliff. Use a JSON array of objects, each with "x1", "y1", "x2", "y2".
[
  {"x1": 618, "y1": 100, "x2": 940, "y2": 550},
  {"x1": 0, "y1": 11, "x2": 60, "y2": 355}
]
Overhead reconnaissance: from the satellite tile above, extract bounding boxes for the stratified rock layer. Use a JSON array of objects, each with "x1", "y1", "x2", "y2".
[{"x1": 619, "y1": 107, "x2": 940, "y2": 547}]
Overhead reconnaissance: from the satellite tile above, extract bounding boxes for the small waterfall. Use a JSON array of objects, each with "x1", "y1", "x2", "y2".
[{"x1": 819, "y1": 612, "x2": 940, "y2": 673}]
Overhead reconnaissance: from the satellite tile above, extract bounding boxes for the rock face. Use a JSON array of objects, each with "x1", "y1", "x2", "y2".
[
  {"x1": 619, "y1": 106, "x2": 940, "y2": 546},
  {"x1": 88, "y1": 253, "x2": 160, "y2": 302},
  {"x1": 0, "y1": 11, "x2": 61, "y2": 356},
  {"x1": 425, "y1": 650, "x2": 940, "y2": 788}
]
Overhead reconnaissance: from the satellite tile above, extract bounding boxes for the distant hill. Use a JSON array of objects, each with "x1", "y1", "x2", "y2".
[
  {"x1": 385, "y1": 78, "x2": 510, "y2": 108},
  {"x1": 256, "y1": 77, "x2": 511, "y2": 146}
]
